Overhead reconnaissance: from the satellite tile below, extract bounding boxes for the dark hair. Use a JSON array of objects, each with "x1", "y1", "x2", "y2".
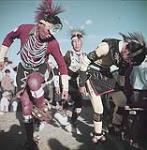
[
  {"x1": 44, "y1": 15, "x2": 63, "y2": 28},
  {"x1": 71, "y1": 34, "x2": 83, "y2": 40},
  {"x1": 120, "y1": 32, "x2": 147, "y2": 65},
  {"x1": 127, "y1": 41, "x2": 146, "y2": 65}
]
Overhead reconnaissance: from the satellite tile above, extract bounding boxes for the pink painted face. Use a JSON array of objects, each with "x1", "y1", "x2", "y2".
[{"x1": 37, "y1": 20, "x2": 53, "y2": 40}]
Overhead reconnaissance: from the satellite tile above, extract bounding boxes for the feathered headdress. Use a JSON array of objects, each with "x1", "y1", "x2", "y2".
[
  {"x1": 120, "y1": 32, "x2": 147, "y2": 65},
  {"x1": 70, "y1": 28, "x2": 85, "y2": 40},
  {"x1": 119, "y1": 32, "x2": 146, "y2": 46},
  {"x1": 35, "y1": 0, "x2": 64, "y2": 22},
  {"x1": 64, "y1": 19, "x2": 92, "y2": 40}
]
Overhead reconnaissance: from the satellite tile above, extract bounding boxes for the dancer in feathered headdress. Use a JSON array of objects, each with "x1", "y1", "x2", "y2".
[
  {"x1": 63, "y1": 28, "x2": 87, "y2": 135},
  {"x1": 78, "y1": 32, "x2": 146, "y2": 143},
  {"x1": 35, "y1": 0, "x2": 64, "y2": 34},
  {"x1": 0, "y1": 0, "x2": 69, "y2": 149},
  {"x1": 53, "y1": 20, "x2": 88, "y2": 135}
]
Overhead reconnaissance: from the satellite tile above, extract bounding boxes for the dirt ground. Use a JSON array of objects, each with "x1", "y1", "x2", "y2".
[{"x1": 0, "y1": 104, "x2": 140, "y2": 150}]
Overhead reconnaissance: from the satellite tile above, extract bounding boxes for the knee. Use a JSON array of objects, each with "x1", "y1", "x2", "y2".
[
  {"x1": 27, "y1": 72, "x2": 44, "y2": 91},
  {"x1": 93, "y1": 112, "x2": 103, "y2": 122},
  {"x1": 27, "y1": 72, "x2": 45, "y2": 98},
  {"x1": 75, "y1": 108, "x2": 82, "y2": 114}
]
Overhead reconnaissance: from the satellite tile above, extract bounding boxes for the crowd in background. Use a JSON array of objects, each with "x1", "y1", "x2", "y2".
[{"x1": 0, "y1": 58, "x2": 17, "y2": 114}]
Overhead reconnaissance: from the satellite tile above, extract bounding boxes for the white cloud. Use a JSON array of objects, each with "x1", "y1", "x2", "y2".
[
  {"x1": 80, "y1": 19, "x2": 93, "y2": 30},
  {"x1": 85, "y1": 19, "x2": 93, "y2": 25}
]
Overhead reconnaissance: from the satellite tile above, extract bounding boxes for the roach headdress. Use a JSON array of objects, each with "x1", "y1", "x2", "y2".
[
  {"x1": 35, "y1": 0, "x2": 64, "y2": 23},
  {"x1": 120, "y1": 32, "x2": 147, "y2": 65}
]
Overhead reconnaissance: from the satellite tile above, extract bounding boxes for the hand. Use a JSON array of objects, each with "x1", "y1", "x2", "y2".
[
  {"x1": 61, "y1": 90, "x2": 68, "y2": 100},
  {"x1": 79, "y1": 86, "x2": 87, "y2": 95}
]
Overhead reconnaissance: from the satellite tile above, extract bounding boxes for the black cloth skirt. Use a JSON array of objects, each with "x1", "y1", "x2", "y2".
[
  {"x1": 16, "y1": 62, "x2": 47, "y2": 93},
  {"x1": 87, "y1": 67, "x2": 118, "y2": 95}
]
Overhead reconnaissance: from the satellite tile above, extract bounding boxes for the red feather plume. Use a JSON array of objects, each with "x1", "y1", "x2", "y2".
[{"x1": 35, "y1": 0, "x2": 64, "y2": 22}]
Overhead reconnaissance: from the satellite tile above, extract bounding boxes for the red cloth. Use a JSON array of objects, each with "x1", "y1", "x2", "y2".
[{"x1": 2, "y1": 24, "x2": 67, "y2": 75}]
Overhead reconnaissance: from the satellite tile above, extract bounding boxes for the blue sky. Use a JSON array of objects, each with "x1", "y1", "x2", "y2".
[{"x1": 0, "y1": 0, "x2": 147, "y2": 65}]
